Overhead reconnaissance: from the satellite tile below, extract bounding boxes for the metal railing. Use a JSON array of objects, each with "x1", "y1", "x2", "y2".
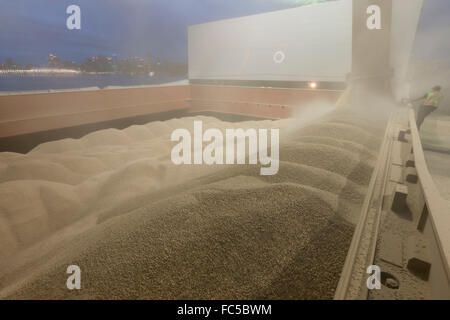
[
  {"x1": 408, "y1": 109, "x2": 450, "y2": 299},
  {"x1": 335, "y1": 109, "x2": 450, "y2": 299}
]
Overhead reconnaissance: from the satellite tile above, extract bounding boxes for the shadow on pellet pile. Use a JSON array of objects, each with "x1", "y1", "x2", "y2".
[{"x1": 4, "y1": 110, "x2": 385, "y2": 300}]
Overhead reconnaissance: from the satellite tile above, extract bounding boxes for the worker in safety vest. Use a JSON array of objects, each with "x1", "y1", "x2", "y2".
[{"x1": 411, "y1": 86, "x2": 444, "y2": 130}]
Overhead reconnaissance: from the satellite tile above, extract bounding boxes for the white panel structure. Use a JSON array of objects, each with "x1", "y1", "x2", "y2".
[{"x1": 188, "y1": 0, "x2": 353, "y2": 82}]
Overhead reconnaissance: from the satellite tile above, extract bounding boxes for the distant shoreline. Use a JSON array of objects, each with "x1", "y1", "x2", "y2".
[
  {"x1": 0, "y1": 69, "x2": 156, "y2": 76},
  {"x1": 0, "y1": 74, "x2": 187, "y2": 92}
]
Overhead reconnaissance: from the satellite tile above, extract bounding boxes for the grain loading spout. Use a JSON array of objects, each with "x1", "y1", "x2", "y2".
[{"x1": 350, "y1": 0, "x2": 425, "y2": 108}]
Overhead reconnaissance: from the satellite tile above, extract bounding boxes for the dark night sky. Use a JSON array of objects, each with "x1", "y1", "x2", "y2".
[{"x1": 0, "y1": 0, "x2": 449, "y2": 65}]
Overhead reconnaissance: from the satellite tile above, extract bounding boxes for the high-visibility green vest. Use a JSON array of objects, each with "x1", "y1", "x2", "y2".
[{"x1": 424, "y1": 91, "x2": 443, "y2": 107}]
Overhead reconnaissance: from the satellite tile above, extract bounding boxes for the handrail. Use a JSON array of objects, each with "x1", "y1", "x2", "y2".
[{"x1": 408, "y1": 109, "x2": 450, "y2": 282}]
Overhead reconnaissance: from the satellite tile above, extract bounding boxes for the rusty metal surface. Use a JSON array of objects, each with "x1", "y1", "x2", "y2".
[
  {"x1": 0, "y1": 85, "x2": 190, "y2": 138},
  {"x1": 0, "y1": 84, "x2": 342, "y2": 138},
  {"x1": 190, "y1": 85, "x2": 341, "y2": 119}
]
